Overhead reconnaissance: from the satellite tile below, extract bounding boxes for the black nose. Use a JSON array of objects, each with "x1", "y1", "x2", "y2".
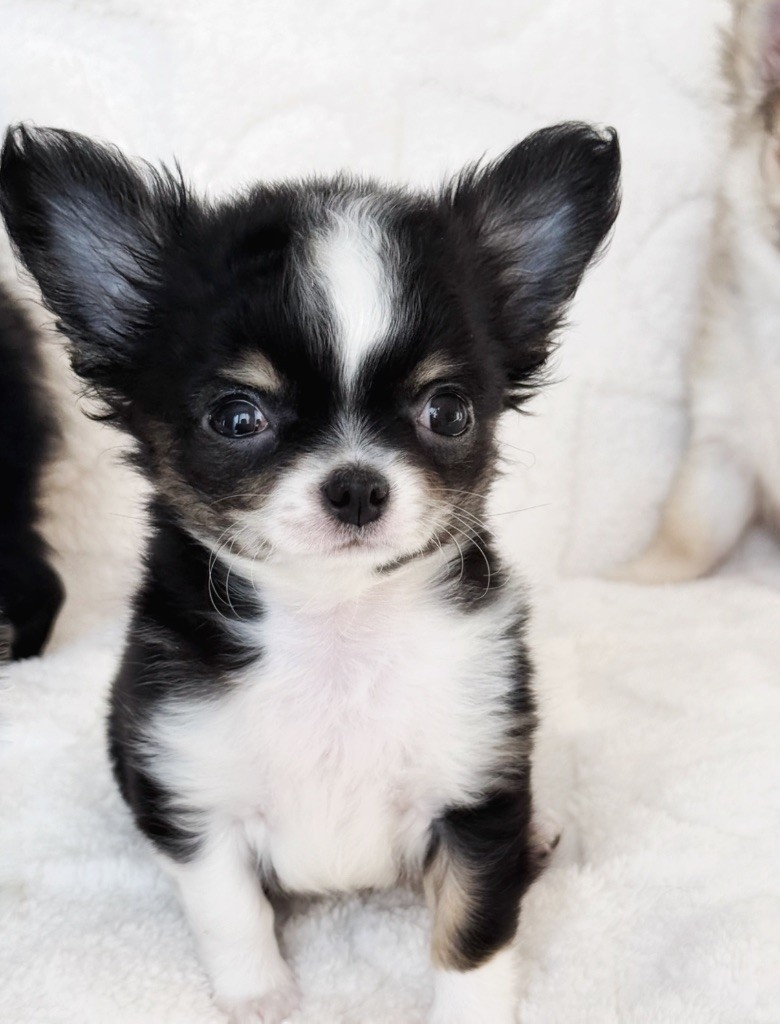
[{"x1": 322, "y1": 467, "x2": 390, "y2": 527}]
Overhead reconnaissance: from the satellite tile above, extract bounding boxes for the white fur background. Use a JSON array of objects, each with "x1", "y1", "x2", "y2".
[{"x1": 1, "y1": 0, "x2": 779, "y2": 1021}]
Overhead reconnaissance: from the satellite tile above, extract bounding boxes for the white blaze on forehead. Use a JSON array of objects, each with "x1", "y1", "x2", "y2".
[{"x1": 309, "y1": 200, "x2": 397, "y2": 389}]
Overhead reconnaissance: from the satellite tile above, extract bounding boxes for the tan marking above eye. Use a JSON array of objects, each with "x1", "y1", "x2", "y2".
[
  {"x1": 219, "y1": 352, "x2": 284, "y2": 393},
  {"x1": 407, "y1": 354, "x2": 461, "y2": 393}
]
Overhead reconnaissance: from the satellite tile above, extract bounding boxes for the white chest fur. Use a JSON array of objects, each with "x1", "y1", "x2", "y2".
[{"x1": 145, "y1": 568, "x2": 523, "y2": 894}]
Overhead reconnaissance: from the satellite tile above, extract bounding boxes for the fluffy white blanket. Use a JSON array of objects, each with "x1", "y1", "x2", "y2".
[
  {"x1": 1, "y1": 0, "x2": 779, "y2": 1020},
  {"x1": 2, "y1": 565, "x2": 779, "y2": 1022}
]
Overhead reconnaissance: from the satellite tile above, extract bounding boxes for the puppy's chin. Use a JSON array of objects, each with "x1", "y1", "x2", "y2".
[
  {"x1": 264, "y1": 528, "x2": 428, "y2": 566},
  {"x1": 214, "y1": 517, "x2": 438, "y2": 581}
]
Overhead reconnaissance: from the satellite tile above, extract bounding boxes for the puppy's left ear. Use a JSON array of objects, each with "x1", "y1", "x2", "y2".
[{"x1": 445, "y1": 122, "x2": 620, "y2": 405}]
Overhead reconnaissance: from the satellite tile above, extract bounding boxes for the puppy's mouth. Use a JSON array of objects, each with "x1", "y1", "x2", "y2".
[
  {"x1": 328, "y1": 522, "x2": 388, "y2": 549},
  {"x1": 311, "y1": 525, "x2": 403, "y2": 559},
  {"x1": 222, "y1": 516, "x2": 409, "y2": 563}
]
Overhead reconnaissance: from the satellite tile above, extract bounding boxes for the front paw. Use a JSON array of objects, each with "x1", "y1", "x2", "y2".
[{"x1": 222, "y1": 982, "x2": 301, "y2": 1024}]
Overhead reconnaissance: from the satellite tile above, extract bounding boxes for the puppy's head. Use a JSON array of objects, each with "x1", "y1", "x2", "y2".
[{"x1": 0, "y1": 124, "x2": 619, "y2": 571}]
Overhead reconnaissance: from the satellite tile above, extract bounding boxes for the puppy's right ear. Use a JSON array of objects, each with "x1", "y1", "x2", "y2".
[{"x1": 0, "y1": 125, "x2": 186, "y2": 394}]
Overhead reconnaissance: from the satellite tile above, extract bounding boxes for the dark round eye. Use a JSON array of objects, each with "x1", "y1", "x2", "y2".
[
  {"x1": 210, "y1": 399, "x2": 269, "y2": 438},
  {"x1": 419, "y1": 393, "x2": 471, "y2": 437}
]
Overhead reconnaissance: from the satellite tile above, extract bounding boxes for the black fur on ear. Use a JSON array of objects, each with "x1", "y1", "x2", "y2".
[
  {"x1": 444, "y1": 122, "x2": 621, "y2": 408},
  {"x1": 0, "y1": 124, "x2": 188, "y2": 411}
]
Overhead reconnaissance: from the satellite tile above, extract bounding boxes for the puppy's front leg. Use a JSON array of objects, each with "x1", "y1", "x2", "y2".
[
  {"x1": 425, "y1": 787, "x2": 540, "y2": 1024},
  {"x1": 163, "y1": 830, "x2": 299, "y2": 1024}
]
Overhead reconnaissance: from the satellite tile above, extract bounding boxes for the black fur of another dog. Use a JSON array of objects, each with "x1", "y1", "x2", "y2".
[{"x1": 0, "y1": 280, "x2": 64, "y2": 659}]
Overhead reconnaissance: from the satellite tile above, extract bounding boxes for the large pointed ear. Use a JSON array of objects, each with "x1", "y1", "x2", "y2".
[
  {"x1": 0, "y1": 125, "x2": 186, "y2": 394},
  {"x1": 444, "y1": 122, "x2": 620, "y2": 405}
]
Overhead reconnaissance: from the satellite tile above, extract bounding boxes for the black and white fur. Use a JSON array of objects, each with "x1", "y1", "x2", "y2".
[
  {"x1": 0, "y1": 123, "x2": 620, "y2": 1023},
  {"x1": 0, "y1": 279, "x2": 64, "y2": 660}
]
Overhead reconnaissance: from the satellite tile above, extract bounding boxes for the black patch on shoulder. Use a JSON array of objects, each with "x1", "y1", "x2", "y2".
[
  {"x1": 431, "y1": 782, "x2": 540, "y2": 969},
  {"x1": 439, "y1": 530, "x2": 509, "y2": 608},
  {"x1": 107, "y1": 503, "x2": 263, "y2": 859},
  {"x1": 504, "y1": 608, "x2": 536, "y2": 717},
  {"x1": 135, "y1": 502, "x2": 262, "y2": 680},
  {"x1": 424, "y1": 598, "x2": 540, "y2": 969},
  {"x1": 108, "y1": 709, "x2": 201, "y2": 861}
]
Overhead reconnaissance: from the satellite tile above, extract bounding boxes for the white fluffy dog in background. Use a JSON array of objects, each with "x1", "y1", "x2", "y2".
[{"x1": 619, "y1": 0, "x2": 780, "y2": 583}]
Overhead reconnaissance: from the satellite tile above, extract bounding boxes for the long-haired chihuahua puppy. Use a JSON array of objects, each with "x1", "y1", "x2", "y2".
[
  {"x1": 618, "y1": 0, "x2": 780, "y2": 583},
  {"x1": 0, "y1": 122, "x2": 619, "y2": 1023}
]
